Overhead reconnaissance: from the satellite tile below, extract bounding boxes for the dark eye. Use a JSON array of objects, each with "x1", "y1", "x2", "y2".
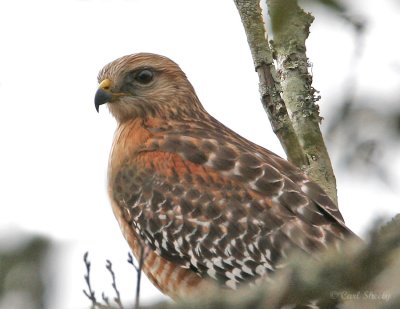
[{"x1": 134, "y1": 69, "x2": 154, "y2": 84}]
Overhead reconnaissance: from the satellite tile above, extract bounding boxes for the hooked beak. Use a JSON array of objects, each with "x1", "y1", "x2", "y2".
[
  {"x1": 94, "y1": 79, "x2": 112, "y2": 112},
  {"x1": 95, "y1": 79, "x2": 113, "y2": 112},
  {"x1": 95, "y1": 79, "x2": 129, "y2": 112}
]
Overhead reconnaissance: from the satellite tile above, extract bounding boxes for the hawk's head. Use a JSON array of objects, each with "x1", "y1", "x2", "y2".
[{"x1": 95, "y1": 53, "x2": 205, "y2": 122}]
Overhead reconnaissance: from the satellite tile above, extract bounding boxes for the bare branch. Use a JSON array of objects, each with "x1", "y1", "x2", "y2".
[
  {"x1": 105, "y1": 260, "x2": 124, "y2": 309},
  {"x1": 267, "y1": 0, "x2": 338, "y2": 205},
  {"x1": 102, "y1": 292, "x2": 110, "y2": 307},
  {"x1": 83, "y1": 252, "x2": 113, "y2": 309},
  {"x1": 127, "y1": 240, "x2": 148, "y2": 309},
  {"x1": 234, "y1": 0, "x2": 339, "y2": 206},
  {"x1": 82, "y1": 253, "x2": 125, "y2": 309},
  {"x1": 233, "y1": 0, "x2": 307, "y2": 168},
  {"x1": 83, "y1": 252, "x2": 98, "y2": 309},
  {"x1": 127, "y1": 252, "x2": 139, "y2": 272}
]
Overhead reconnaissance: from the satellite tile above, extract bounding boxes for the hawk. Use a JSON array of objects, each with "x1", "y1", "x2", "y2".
[{"x1": 95, "y1": 53, "x2": 355, "y2": 299}]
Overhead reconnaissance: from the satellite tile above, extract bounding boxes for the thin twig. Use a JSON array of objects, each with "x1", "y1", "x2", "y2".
[
  {"x1": 83, "y1": 252, "x2": 123, "y2": 309},
  {"x1": 83, "y1": 252, "x2": 111, "y2": 309},
  {"x1": 127, "y1": 240, "x2": 148, "y2": 309},
  {"x1": 102, "y1": 292, "x2": 110, "y2": 307},
  {"x1": 105, "y1": 260, "x2": 124, "y2": 309},
  {"x1": 83, "y1": 252, "x2": 97, "y2": 309},
  {"x1": 127, "y1": 252, "x2": 138, "y2": 272}
]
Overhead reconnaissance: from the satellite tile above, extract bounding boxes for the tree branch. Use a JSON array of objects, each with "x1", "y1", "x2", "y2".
[
  {"x1": 267, "y1": 0, "x2": 338, "y2": 205},
  {"x1": 105, "y1": 260, "x2": 124, "y2": 309},
  {"x1": 233, "y1": 0, "x2": 307, "y2": 168},
  {"x1": 128, "y1": 242, "x2": 147, "y2": 309}
]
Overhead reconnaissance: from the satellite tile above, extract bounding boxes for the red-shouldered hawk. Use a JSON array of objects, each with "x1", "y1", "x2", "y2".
[{"x1": 95, "y1": 53, "x2": 356, "y2": 299}]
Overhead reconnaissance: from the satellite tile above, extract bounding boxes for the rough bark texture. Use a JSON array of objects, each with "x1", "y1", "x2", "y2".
[
  {"x1": 233, "y1": 0, "x2": 338, "y2": 205},
  {"x1": 233, "y1": 0, "x2": 307, "y2": 168},
  {"x1": 267, "y1": 0, "x2": 338, "y2": 205}
]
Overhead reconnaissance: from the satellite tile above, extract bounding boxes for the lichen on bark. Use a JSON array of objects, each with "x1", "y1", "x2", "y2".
[
  {"x1": 233, "y1": 0, "x2": 307, "y2": 169},
  {"x1": 267, "y1": 0, "x2": 338, "y2": 205},
  {"x1": 234, "y1": 0, "x2": 338, "y2": 206}
]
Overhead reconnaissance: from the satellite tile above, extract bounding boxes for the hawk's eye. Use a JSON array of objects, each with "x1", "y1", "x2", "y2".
[{"x1": 134, "y1": 69, "x2": 154, "y2": 84}]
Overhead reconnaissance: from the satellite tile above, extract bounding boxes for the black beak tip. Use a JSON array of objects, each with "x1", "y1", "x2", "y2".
[{"x1": 94, "y1": 88, "x2": 112, "y2": 112}]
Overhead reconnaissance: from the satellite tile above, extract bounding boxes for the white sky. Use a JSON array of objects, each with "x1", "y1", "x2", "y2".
[{"x1": 0, "y1": 0, "x2": 399, "y2": 308}]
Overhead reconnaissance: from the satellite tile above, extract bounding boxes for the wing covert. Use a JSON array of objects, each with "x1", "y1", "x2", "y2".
[{"x1": 112, "y1": 143, "x2": 350, "y2": 288}]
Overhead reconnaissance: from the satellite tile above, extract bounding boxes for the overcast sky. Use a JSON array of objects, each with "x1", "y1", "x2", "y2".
[{"x1": 0, "y1": 0, "x2": 399, "y2": 308}]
